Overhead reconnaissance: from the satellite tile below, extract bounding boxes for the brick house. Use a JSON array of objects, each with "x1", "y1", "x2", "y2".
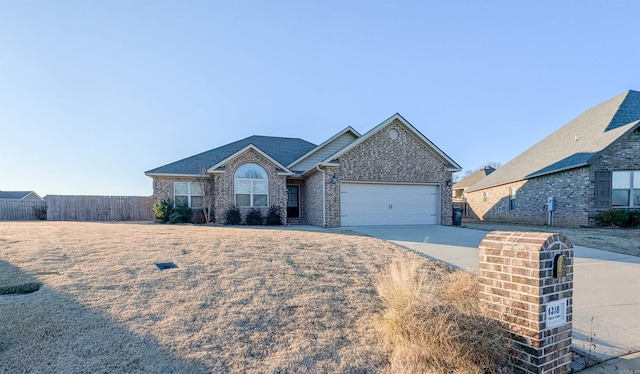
[
  {"x1": 452, "y1": 166, "x2": 496, "y2": 217},
  {"x1": 465, "y1": 90, "x2": 640, "y2": 227},
  {"x1": 453, "y1": 166, "x2": 496, "y2": 200},
  {"x1": 145, "y1": 113, "x2": 461, "y2": 227}
]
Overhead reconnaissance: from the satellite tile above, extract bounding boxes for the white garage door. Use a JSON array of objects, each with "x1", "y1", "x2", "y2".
[{"x1": 340, "y1": 183, "x2": 439, "y2": 226}]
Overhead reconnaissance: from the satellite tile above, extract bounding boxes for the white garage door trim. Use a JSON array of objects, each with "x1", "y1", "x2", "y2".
[{"x1": 340, "y1": 182, "x2": 439, "y2": 226}]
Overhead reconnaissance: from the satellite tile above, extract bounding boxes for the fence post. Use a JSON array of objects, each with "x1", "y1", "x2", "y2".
[{"x1": 478, "y1": 231, "x2": 573, "y2": 373}]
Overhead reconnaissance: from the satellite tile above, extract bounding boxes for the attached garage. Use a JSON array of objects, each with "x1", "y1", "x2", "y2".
[{"x1": 340, "y1": 182, "x2": 439, "y2": 226}]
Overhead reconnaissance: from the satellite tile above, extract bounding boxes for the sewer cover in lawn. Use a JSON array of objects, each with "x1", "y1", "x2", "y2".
[
  {"x1": 0, "y1": 282, "x2": 42, "y2": 295},
  {"x1": 156, "y1": 262, "x2": 178, "y2": 271}
]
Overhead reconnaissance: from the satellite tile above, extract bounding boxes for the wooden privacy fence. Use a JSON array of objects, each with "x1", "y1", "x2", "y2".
[
  {"x1": 45, "y1": 195, "x2": 155, "y2": 222},
  {"x1": 0, "y1": 199, "x2": 47, "y2": 221}
]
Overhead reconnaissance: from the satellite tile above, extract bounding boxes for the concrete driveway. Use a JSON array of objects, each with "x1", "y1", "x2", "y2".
[{"x1": 339, "y1": 224, "x2": 640, "y2": 367}]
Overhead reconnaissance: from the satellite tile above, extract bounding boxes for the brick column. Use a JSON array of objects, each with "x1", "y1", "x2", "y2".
[{"x1": 478, "y1": 231, "x2": 573, "y2": 374}]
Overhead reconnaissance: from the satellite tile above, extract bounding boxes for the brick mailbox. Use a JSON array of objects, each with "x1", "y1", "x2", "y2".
[{"x1": 478, "y1": 231, "x2": 573, "y2": 374}]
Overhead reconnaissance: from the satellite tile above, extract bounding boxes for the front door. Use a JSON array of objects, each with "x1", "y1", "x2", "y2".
[{"x1": 287, "y1": 186, "x2": 300, "y2": 218}]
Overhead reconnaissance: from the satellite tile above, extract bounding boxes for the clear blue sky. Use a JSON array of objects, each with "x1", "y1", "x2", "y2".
[{"x1": 1, "y1": 1, "x2": 638, "y2": 196}]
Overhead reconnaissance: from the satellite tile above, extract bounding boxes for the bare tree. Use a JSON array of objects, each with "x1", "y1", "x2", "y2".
[{"x1": 200, "y1": 167, "x2": 214, "y2": 223}]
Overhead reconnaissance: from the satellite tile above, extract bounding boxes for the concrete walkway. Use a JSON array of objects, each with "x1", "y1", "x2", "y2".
[{"x1": 338, "y1": 225, "x2": 640, "y2": 373}]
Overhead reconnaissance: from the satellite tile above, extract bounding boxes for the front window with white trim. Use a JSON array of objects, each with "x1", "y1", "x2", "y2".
[
  {"x1": 612, "y1": 171, "x2": 640, "y2": 207},
  {"x1": 174, "y1": 181, "x2": 204, "y2": 208},
  {"x1": 235, "y1": 163, "x2": 268, "y2": 207}
]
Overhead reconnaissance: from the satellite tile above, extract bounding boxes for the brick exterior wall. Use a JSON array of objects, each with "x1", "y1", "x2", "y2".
[
  {"x1": 479, "y1": 231, "x2": 573, "y2": 374},
  {"x1": 212, "y1": 149, "x2": 287, "y2": 224},
  {"x1": 466, "y1": 169, "x2": 591, "y2": 227},
  {"x1": 467, "y1": 127, "x2": 640, "y2": 227},
  {"x1": 332, "y1": 120, "x2": 453, "y2": 226},
  {"x1": 588, "y1": 128, "x2": 640, "y2": 225},
  {"x1": 324, "y1": 166, "x2": 341, "y2": 227},
  {"x1": 303, "y1": 170, "x2": 324, "y2": 226}
]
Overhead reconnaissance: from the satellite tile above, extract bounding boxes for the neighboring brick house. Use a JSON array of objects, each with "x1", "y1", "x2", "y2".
[
  {"x1": 452, "y1": 166, "x2": 496, "y2": 200},
  {"x1": 145, "y1": 113, "x2": 461, "y2": 227},
  {"x1": 465, "y1": 90, "x2": 640, "y2": 227},
  {"x1": 452, "y1": 166, "x2": 496, "y2": 217}
]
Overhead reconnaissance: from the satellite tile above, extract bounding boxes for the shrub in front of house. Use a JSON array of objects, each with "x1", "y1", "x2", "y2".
[
  {"x1": 596, "y1": 209, "x2": 640, "y2": 228},
  {"x1": 171, "y1": 203, "x2": 193, "y2": 224},
  {"x1": 245, "y1": 208, "x2": 264, "y2": 225},
  {"x1": 191, "y1": 209, "x2": 207, "y2": 224},
  {"x1": 153, "y1": 199, "x2": 174, "y2": 223},
  {"x1": 225, "y1": 206, "x2": 242, "y2": 225},
  {"x1": 266, "y1": 205, "x2": 282, "y2": 225}
]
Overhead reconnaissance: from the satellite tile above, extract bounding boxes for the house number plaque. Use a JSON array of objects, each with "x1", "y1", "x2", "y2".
[{"x1": 546, "y1": 299, "x2": 567, "y2": 328}]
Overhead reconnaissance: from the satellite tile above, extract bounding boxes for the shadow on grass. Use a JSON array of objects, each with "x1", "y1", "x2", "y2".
[{"x1": 0, "y1": 260, "x2": 209, "y2": 373}]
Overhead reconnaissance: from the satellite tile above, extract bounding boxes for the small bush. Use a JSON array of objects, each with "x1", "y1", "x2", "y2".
[
  {"x1": 173, "y1": 203, "x2": 193, "y2": 223},
  {"x1": 153, "y1": 199, "x2": 174, "y2": 223},
  {"x1": 596, "y1": 209, "x2": 640, "y2": 228},
  {"x1": 33, "y1": 206, "x2": 47, "y2": 220},
  {"x1": 225, "y1": 206, "x2": 241, "y2": 225},
  {"x1": 192, "y1": 209, "x2": 206, "y2": 224},
  {"x1": 375, "y1": 261, "x2": 511, "y2": 373},
  {"x1": 159, "y1": 202, "x2": 193, "y2": 224},
  {"x1": 266, "y1": 205, "x2": 283, "y2": 225},
  {"x1": 168, "y1": 212, "x2": 181, "y2": 224},
  {"x1": 245, "y1": 208, "x2": 264, "y2": 225}
]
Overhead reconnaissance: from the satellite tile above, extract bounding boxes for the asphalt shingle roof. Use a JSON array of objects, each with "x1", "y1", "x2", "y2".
[
  {"x1": 453, "y1": 167, "x2": 495, "y2": 189},
  {"x1": 146, "y1": 136, "x2": 317, "y2": 175},
  {"x1": 467, "y1": 90, "x2": 640, "y2": 192},
  {"x1": 0, "y1": 191, "x2": 37, "y2": 199}
]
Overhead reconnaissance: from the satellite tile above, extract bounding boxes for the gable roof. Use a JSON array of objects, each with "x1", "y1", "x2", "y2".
[
  {"x1": 0, "y1": 191, "x2": 42, "y2": 200},
  {"x1": 318, "y1": 113, "x2": 461, "y2": 171},
  {"x1": 468, "y1": 90, "x2": 640, "y2": 192},
  {"x1": 206, "y1": 144, "x2": 295, "y2": 175},
  {"x1": 287, "y1": 127, "x2": 361, "y2": 172},
  {"x1": 145, "y1": 136, "x2": 317, "y2": 176},
  {"x1": 453, "y1": 166, "x2": 496, "y2": 190}
]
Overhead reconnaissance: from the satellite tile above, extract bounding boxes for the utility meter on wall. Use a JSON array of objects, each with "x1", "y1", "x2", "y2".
[{"x1": 547, "y1": 197, "x2": 556, "y2": 211}]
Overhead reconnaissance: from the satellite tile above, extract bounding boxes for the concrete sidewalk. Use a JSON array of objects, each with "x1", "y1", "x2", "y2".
[{"x1": 339, "y1": 225, "x2": 640, "y2": 372}]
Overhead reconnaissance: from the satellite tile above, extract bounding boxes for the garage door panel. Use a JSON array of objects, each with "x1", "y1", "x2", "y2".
[{"x1": 340, "y1": 183, "x2": 438, "y2": 226}]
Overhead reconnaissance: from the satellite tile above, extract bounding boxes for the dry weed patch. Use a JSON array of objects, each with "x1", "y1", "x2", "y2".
[
  {"x1": 1, "y1": 221, "x2": 450, "y2": 373},
  {"x1": 375, "y1": 261, "x2": 512, "y2": 373}
]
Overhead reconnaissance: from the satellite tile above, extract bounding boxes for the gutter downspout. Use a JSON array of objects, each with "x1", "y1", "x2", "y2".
[{"x1": 316, "y1": 165, "x2": 326, "y2": 227}]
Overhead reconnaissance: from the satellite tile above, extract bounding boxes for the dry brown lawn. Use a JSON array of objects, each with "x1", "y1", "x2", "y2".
[{"x1": 0, "y1": 222, "x2": 453, "y2": 373}]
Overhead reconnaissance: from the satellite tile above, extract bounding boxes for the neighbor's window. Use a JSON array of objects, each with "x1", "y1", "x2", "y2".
[
  {"x1": 235, "y1": 163, "x2": 268, "y2": 207},
  {"x1": 612, "y1": 171, "x2": 640, "y2": 207},
  {"x1": 509, "y1": 187, "x2": 517, "y2": 210},
  {"x1": 174, "y1": 182, "x2": 204, "y2": 208}
]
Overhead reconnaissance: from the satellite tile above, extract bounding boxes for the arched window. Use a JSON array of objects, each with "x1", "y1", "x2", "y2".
[{"x1": 234, "y1": 163, "x2": 268, "y2": 207}]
